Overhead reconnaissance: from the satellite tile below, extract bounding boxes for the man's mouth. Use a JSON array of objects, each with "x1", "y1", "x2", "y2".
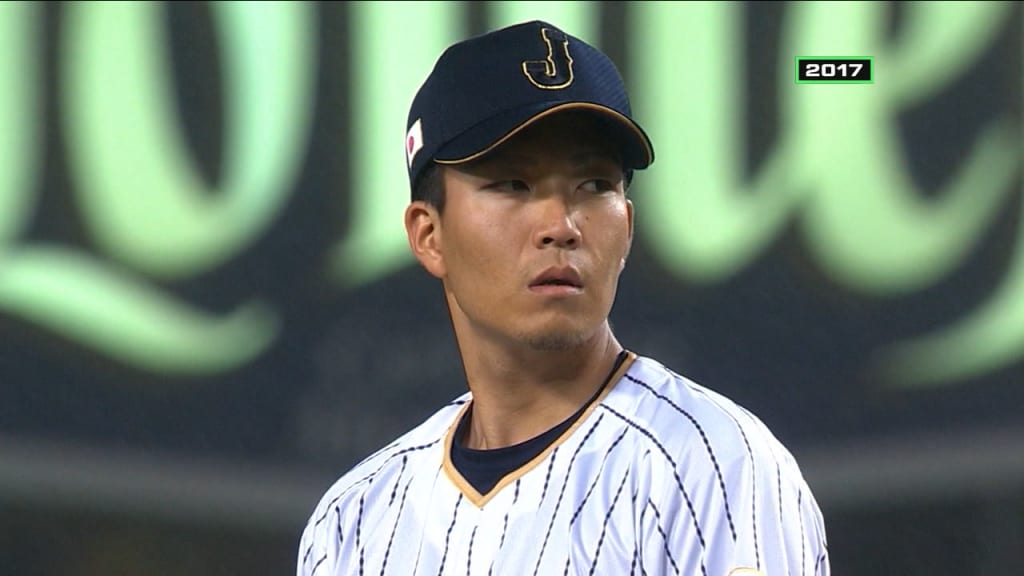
[{"x1": 530, "y1": 267, "x2": 583, "y2": 293}]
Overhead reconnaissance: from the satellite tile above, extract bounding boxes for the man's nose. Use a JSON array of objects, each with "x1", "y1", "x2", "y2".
[{"x1": 533, "y1": 193, "x2": 582, "y2": 249}]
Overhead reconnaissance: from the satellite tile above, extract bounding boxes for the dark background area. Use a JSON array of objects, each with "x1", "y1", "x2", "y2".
[{"x1": 0, "y1": 2, "x2": 1021, "y2": 574}]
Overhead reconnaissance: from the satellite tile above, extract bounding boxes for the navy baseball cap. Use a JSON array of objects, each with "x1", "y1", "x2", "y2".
[{"x1": 405, "y1": 20, "x2": 655, "y2": 193}]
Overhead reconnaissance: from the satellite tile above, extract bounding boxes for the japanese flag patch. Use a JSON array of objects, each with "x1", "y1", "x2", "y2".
[{"x1": 406, "y1": 119, "x2": 424, "y2": 168}]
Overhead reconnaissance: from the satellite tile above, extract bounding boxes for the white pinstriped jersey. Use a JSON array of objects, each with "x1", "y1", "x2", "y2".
[{"x1": 298, "y1": 352, "x2": 830, "y2": 576}]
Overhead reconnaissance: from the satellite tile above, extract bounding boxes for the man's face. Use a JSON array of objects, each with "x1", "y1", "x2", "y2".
[{"x1": 422, "y1": 112, "x2": 634, "y2": 352}]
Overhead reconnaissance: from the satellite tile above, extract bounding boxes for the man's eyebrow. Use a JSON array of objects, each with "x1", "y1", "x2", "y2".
[{"x1": 568, "y1": 149, "x2": 621, "y2": 166}]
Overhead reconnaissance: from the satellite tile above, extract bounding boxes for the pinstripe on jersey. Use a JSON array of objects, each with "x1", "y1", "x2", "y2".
[{"x1": 297, "y1": 352, "x2": 830, "y2": 576}]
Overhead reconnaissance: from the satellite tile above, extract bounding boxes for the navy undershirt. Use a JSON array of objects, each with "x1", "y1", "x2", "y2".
[{"x1": 450, "y1": 351, "x2": 629, "y2": 495}]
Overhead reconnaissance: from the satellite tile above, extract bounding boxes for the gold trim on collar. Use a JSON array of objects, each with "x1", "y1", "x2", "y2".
[{"x1": 442, "y1": 351, "x2": 637, "y2": 508}]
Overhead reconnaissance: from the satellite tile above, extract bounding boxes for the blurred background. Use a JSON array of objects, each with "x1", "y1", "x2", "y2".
[{"x1": 0, "y1": 1, "x2": 1021, "y2": 574}]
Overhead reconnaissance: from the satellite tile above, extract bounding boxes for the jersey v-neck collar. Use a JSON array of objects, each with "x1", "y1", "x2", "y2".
[{"x1": 442, "y1": 350, "x2": 637, "y2": 508}]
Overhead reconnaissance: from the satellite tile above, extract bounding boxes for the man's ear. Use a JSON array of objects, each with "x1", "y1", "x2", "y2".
[
  {"x1": 622, "y1": 198, "x2": 634, "y2": 270},
  {"x1": 405, "y1": 201, "x2": 446, "y2": 279}
]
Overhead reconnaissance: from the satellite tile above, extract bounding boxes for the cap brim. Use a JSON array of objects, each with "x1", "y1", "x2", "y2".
[{"x1": 433, "y1": 101, "x2": 654, "y2": 170}]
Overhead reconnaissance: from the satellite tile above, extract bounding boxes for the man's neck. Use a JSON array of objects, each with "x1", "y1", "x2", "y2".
[{"x1": 457, "y1": 329, "x2": 623, "y2": 450}]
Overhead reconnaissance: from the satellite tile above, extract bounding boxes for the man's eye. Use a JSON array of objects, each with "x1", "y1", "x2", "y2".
[
  {"x1": 487, "y1": 180, "x2": 530, "y2": 192},
  {"x1": 581, "y1": 179, "x2": 617, "y2": 194}
]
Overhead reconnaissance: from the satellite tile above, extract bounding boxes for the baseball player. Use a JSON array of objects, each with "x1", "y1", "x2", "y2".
[{"x1": 298, "y1": 20, "x2": 829, "y2": 576}]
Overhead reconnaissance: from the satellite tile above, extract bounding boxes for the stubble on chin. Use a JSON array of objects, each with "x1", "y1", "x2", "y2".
[{"x1": 520, "y1": 328, "x2": 589, "y2": 351}]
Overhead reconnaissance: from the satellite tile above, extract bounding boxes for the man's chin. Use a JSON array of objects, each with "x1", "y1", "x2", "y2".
[{"x1": 521, "y1": 329, "x2": 589, "y2": 351}]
